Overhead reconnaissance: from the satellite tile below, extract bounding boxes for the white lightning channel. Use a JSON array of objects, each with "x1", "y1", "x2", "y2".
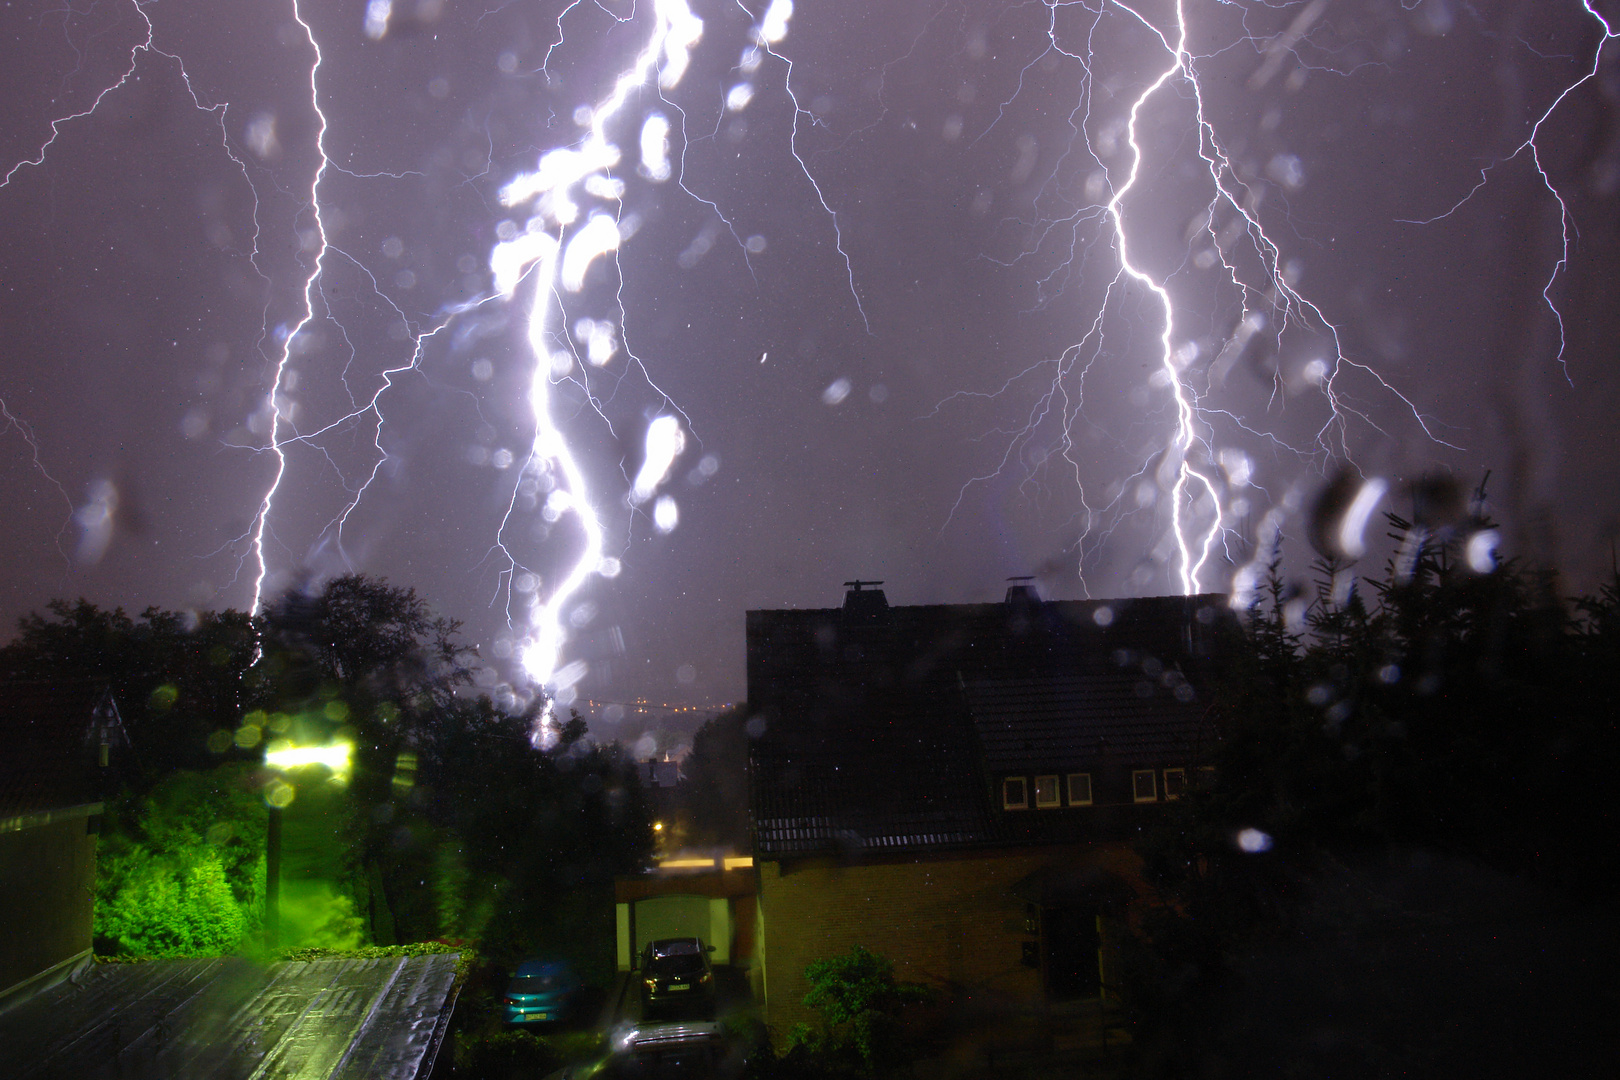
[
  {"x1": 246, "y1": 0, "x2": 331, "y2": 616},
  {"x1": 490, "y1": 0, "x2": 710, "y2": 724},
  {"x1": 938, "y1": 0, "x2": 1575, "y2": 599},
  {"x1": 1396, "y1": 0, "x2": 1617, "y2": 383},
  {"x1": 1103, "y1": 1, "x2": 1222, "y2": 595}
]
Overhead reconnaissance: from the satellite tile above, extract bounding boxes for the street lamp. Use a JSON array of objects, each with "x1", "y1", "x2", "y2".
[{"x1": 262, "y1": 739, "x2": 353, "y2": 948}]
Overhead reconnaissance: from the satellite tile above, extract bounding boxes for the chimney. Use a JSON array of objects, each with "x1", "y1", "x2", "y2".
[
  {"x1": 1004, "y1": 575, "x2": 1039, "y2": 604},
  {"x1": 841, "y1": 579, "x2": 889, "y2": 620}
]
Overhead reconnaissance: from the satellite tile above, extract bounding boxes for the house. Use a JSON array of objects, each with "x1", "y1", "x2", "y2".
[
  {"x1": 745, "y1": 582, "x2": 1229, "y2": 1032},
  {"x1": 0, "y1": 680, "x2": 129, "y2": 1006}
]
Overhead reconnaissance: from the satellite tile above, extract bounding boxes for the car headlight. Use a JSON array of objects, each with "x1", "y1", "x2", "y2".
[{"x1": 643, "y1": 977, "x2": 656, "y2": 990}]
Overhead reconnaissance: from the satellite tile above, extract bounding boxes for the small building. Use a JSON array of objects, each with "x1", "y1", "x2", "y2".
[
  {"x1": 614, "y1": 857, "x2": 758, "y2": 973},
  {"x1": 0, "y1": 681, "x2": 128, "y2": 1005},
  {"x1": 745, "y1": 582, "x2": 1229, "y2": 1033}
]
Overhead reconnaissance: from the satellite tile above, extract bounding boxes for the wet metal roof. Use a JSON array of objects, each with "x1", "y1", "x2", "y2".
[{"x1": 0, "y1": 953, "x2": 459, "y2": 1079}]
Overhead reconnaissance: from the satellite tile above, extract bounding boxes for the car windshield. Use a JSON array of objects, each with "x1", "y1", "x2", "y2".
[{"x1": 509, "y1": 975, "x2": 561, "y2": 992}]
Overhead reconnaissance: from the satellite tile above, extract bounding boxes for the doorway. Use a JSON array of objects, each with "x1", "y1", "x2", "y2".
[{"x1": 1042, "y1": 905, "x2": 1101, "y2": 999}]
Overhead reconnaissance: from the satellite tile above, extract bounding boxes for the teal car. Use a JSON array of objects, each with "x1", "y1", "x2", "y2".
[{"x1": 504, "y1": 960, "x2": 580, "y2": 1026}]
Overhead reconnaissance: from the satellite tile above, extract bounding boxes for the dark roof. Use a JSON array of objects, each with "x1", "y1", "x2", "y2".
[
  {"x1": 0, "y1": 679, "x2": 126, "y2": 824},
  {"x1": 747, "y1": 589, "x2": 1230, "y2": 859},
  {"x1": 965, "y1": 671, "x2": 1213, "y2": 773}
]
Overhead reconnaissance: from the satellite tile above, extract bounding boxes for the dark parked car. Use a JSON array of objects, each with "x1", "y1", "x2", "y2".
[
  {"x1": 503, "y1": 959, "x2": 581, "y2": 1026},
  {"x1": 638, "y1": 938, "x2": 715, "y2": 1010}
]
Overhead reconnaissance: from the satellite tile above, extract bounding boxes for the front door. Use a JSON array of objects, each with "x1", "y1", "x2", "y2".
[{"x1": 1043, "y1": 905, "x2": 1101, "y2": 999}]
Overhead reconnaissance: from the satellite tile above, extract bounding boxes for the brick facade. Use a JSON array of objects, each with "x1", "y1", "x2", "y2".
[{"x1": 756, "y1": 843, "x2": 1143, "y2": 1034}]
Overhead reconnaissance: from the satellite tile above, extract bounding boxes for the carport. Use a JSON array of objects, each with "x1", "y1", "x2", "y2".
[{"x1": 614, "y1": 863, "x2": 755, "y2": 973}]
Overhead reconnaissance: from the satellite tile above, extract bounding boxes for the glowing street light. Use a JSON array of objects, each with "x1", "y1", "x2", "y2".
[
  {"x1": 264, "y1": 740, "x2": 353, "y2": 778},
  {"x1": 263, "y1": 738, "x2": 354, "y2": 947}
]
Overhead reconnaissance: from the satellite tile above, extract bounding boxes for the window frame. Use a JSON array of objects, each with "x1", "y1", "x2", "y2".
[
  {"x1": 1066, "y1": 772, "x2": 1093, "y2": 806},
  {"x1": 1002, "y1": 776, "x2": 1029, "y2": 810},
  {"x1": 1163, "y1": 767, "x2": 1187, "y2": 800},
  {"x1": 1033, "y1": 774, "x2": 1061, "y2": 808},
  {"x1": 1131, "y1": 769, "x2": 1158, "y2": 803}
]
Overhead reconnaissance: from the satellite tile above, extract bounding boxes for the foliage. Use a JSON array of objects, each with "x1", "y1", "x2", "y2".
[
  {"x1": 1122, "y1": 505, "x2": 1620, "y2": 1075},
  {"x1": 12, "y1": 573, "x2": 653, "y2": 974},
  {"x1": 680, "y1": 706, "x2": 753, "y2": 847},
  {"x1": 95, "y1": 764, "x2": 266, "y2": 957},
  {"x1": 786, "y1": 945, "x2": 935, "y2": 1075},
  {"x1": 277, "y1": 882, "x2": 367, "y2": 951},
  {"x1": 411, "y1": 696, "x2": 655, "y2": 974},
  {"x1": 0, "y1": 600, "x2": 259, "y2": 783},
  {"x1": 447, "y1": 1028, "x2": 567, "y2": 1080},
  {"x1": 251, "y1": 574, "x2": 482, "y2": 944}
]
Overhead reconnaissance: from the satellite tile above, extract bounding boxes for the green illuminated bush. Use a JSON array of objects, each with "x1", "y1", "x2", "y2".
[
  {"x1": 96, "y1": 846, "x2": 258, "y2": 956},
  {"x1": 95, "y1": 764, "x2": 267, "y2": 957}
]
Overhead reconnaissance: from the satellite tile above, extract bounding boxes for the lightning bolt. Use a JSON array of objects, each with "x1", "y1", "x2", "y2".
[
  {"x1": 488, "y1": 0, "x2": 820, "y2": 734},
  {"x1": 1, "y1": 0, "x2": 830, "y2": 733},
  {"x1": 932, "y1": 0, "x2": 1611, "y2": 602},
  {"x1": 1396, "y1": 0, "x2": 1617, "y2": 383},
  {"x1": 0, "y1": 397, "x2": 75, "y2": 564},
  {"x1": 244, "y1": 1, "x2": 330, "y2": 616}
]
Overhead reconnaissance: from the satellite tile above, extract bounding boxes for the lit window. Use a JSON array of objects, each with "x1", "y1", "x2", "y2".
[
  {"x1": 1163, "y1": 768, "x2": 1187, "y2": 800},
  {"x1": 1002, "y1": 777, "x2": 1028, "y2": 810},
  {"x1": 1034, "y1": 775, "x2": 1060, "y2": 808},
  {"x1": 1132, "y1": 769, "x2": 1157, "y2": 803},
  {"x1": 1066, "y1": 773, "x2": 1092, "y2": 806}
]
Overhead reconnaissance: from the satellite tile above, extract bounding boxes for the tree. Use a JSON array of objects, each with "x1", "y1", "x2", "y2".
[
  {"x1": 0, "y1": 600, "x2": 260, "y2": 783},
  {"x1": 679, "y1": 706, "x2": 753, "y2": 848},
  {"x1": 253, "y1": 574, "x2": 478, "y2": 941},
  {"x1": 1122, "y1": 507, "x2": 1620, "y2": 1076},
  {"x1": 410, "y1": 697, "x2": 654, "y2": 973}
]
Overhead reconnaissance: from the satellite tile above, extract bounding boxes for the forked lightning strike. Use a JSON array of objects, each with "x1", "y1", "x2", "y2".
[
  {"x1": 943, "y1": 0, "x2": 1611, "y2": 601},
  {"x1": 489, "y1": 0, "x2": 809, "y2": 733},
  {"x1": 2, "y1": 0, "x2": 829, "y2": 737}
]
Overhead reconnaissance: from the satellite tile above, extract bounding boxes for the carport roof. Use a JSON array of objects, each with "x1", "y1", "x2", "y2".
[{"x1": 0, "y1": 953, "x2": 461, "y2": 1080}]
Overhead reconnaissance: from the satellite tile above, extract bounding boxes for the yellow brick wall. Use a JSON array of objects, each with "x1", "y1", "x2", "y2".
[{"x1": 757, "y1": 845, "x2": 1139, "y2": 1034}]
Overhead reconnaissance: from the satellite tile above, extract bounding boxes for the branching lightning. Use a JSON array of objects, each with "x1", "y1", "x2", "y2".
[
  {"x1": 933, "y1": 0, "x2": 1613, "y2": 602},
  {"x1": 488, "y1": 0, "x2": 822, "y2": 731},
  {"x1": 1396, "y1": 1, "x2": 1616, "y2": 382},
  {"x1": 2, "y1": 0, "x2": 838, "y2": 733},
  {"x1": 245, "y1": 0, "x2": 330, "y2": 616},
  {"x1": 5, "y1": 0, "x2": 1609, "y2": 715}
]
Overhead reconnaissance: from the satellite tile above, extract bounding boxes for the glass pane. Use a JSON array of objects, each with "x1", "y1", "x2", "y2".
[{"x1": 1133, "y1": 770, "x2": 1156, "y2": 801}]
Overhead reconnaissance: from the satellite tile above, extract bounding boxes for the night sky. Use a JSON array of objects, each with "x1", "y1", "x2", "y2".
[{"x1": 2, "y1": 0, "x2": 1616, "y2": 723}]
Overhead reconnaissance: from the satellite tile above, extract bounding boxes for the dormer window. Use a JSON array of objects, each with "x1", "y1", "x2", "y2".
[
  {"x1": 1066, "y1": 773, "x2": 1093, "y2": 806},
  {"x1": 1034, "y1": 775, "x2": 1060, "y2": 808},
  {"x1": 1132, "y1": 769, "x2": 1157, "y2": 803},
  {"x1": 1163, "y1": 768, "x2": 1187, "y2": 800},
  {"x1": 1002, "y1": 777, "x2": 1028, "y2": 810}
]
